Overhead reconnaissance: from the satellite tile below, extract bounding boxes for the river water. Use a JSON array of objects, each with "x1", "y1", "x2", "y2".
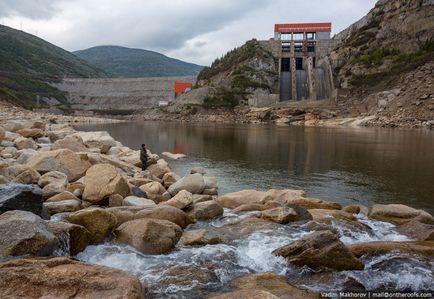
[
  {"x1": 75, "y1": 121, "x2": 434, "y2": 214},
  {"x1": 73, "y1": 121, "x2": 434, "y2": 298}
]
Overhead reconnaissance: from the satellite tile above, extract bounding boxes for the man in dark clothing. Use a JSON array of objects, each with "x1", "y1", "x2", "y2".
[{"x1": 140, "y1": 144, "x2": 148, "y2": 171}]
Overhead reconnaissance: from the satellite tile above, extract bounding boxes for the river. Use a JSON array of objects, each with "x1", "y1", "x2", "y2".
[{"x1": 75, "y1": 121, "x2": 434, "y2": 214}]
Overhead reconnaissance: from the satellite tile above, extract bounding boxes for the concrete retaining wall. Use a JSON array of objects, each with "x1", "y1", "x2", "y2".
[{"x1": 51, "y1": 76, "x2": 196, "y2": 111}]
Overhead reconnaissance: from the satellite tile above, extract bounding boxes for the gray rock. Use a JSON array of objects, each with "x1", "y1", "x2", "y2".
[{"x1": 0, "y1": 183, "x2": 45, "y2": 217}]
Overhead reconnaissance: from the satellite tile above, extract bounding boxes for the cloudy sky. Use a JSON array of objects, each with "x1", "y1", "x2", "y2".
[{"x1": 1, "y1": 0, "x2": 377, "y2": 66}]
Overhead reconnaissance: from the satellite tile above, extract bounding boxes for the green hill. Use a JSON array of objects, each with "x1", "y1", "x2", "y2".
[
  {"x1": 74, "y1": 45, "x2": 203, "y2": 78},
  {"x1": 0, "y1": 25, "x2": 106, "y2": 108}
]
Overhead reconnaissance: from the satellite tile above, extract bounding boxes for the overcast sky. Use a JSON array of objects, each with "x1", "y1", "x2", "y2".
[{"x1": 1, "y1": 0, "x2": 377, "y2": 66}]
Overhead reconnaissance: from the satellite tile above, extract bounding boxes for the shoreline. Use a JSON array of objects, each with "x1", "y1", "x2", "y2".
[{"x1": 0, "y1": 108, "x2": 434, "y2": 298}]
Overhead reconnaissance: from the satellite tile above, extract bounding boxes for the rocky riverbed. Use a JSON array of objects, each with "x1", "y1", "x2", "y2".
[{"x1": 0, "y1": 108, "x2": 433, "y2": 299}]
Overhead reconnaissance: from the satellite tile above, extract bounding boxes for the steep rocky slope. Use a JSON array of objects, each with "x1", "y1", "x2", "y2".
[
  {"x1": 0, "y1": 25, "x2": 107, "y2": 108},
  {"x1": 330, "y1": 0, "x2": 434, "y2": 127}
]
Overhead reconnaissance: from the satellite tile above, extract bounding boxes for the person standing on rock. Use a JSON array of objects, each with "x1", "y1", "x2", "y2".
[{"x1": 140, "y1": 144, "x2": 149, "y2": 171}]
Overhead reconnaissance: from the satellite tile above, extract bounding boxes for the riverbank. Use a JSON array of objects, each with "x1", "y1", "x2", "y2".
[{"x1": 0, "y1": 108, "x2": 434, "y2": 298}]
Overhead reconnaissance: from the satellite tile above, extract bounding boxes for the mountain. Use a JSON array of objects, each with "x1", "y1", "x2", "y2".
[
  {"x1": 73, "y1": 45, "x2": 203, "y2": 78},
  {"x1": 0, "y1": 25, "x2": 106, "y2": 108}
]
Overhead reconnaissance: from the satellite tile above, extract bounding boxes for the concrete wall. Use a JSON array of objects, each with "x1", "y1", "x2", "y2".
[{"x1": 51, "y1": 76, "x2": 196, "y2": 111}]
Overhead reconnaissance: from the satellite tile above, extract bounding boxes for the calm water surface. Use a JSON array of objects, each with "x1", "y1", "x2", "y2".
[{"x1": 75, "y1": 121, "x2": 434, "y2": 214}]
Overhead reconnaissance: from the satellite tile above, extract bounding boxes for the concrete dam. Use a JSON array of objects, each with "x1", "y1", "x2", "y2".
[{"x1": 51, "y1": 76, "x2": 196, "y2": 112}]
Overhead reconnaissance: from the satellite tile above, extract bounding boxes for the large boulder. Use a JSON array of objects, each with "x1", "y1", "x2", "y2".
[
  {"x1": 162, "y1": 172, "x2": 180, "y2": 188},
  {"x1": 286, "y1": 197, "x2": 342, "y2": 210},
  {"x1": 168, "y1": 173, "x2": 205, "y2": 196},
  {"x1": 273, "y1": 230, "x2": 364, "y2": 271},
  {"x1": 46, "y1": 221, "x2": 92, "y2": 255},
  {"x1": 82, "y1": 164, "x2": 130, "y2": 204},
  {"x1": 0, "y1": 257, "x2": 145, "y2": 299},
  {"x1": 162, "y1": 190, "x2": 193, "y2": 210},
  {"x1": 230, "y1": 272, "x2": 320, "y2": 299},
  {"x1": 0, "y1": 183, "x2": 44, "y2": 217},
  {"x1": 0, "y1": 210, "x2": 58, "y2": 256},
  {"x1": 67, "y1": 208, "x2": 117, "y2": 244},
  {"x1": 115, "y1": 218, "x2": 182, "y2": 254},
  {"x1": 217, "y1": 190, "x2": 265, "y2": 209},
  {"x1": 123, "y1": 196, "x2": 156, "y2": 208},
  {"x1": 179, "y1": 229, "x2": 224, "y2": 246},
  {"x1": 260, "y1": 207, "x2": 298, "y2": 224},
  {"x1": 14, "y1": 136, "x2": 36, "y2": 150},
  {"x1": 396, "y1": 220, "x2": 434, "y2": 241},
  {"x1": 139, "y1": 181, "x2": 166, "y2": 196},
  {"x1": 38, "y1": 171, "x2": 68, "y2": 199},
  {"x1": 87, "y1": 153, "x2": 140, "y2": 176},
  {"x1": 26, "y1": 149, "x2": 91, "y2": 181},
  {"x1": 11, "y1": 167, "x2": 40, "y2": 184},
  {"x1": 368, "y1": 204, "x2": 434, "y2": 225},
  {"x1": 16, "y1": 128, "x2": 44, "y2": 139},
  {"x1": 260, "y1": 189, "x2": 305, "y2": 204},
  {"x1": 187, "y1": 200, "x2": 223, "y2": 221},
  {"x1": 348, "y1": 241, "x2": 434, "y2": 258},
  {"x1": 134, "y1": 205, "x2": 195, "y2": 228},
  {"x1": 71, "y1": 131, "x2": 116, "y2": 154},
  {"x1": 52, "y1": 135, "x2": 88, "y2": 152},
  {"x1": 147, "y1": 159, "x2": 171, "y2": 179},
  {"x1": 44, "y1": 199, "x2": 82, "y2": 215}
]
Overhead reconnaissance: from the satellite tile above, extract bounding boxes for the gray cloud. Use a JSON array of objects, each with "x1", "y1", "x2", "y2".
[
  {"x1": 2, "y1": 0, "x2": 377, "y2": 65},
  {"x1": 0, "y1": 0, "x2": 61, "y2": 19}
]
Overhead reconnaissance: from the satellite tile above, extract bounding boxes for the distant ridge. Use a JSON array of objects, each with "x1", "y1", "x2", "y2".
[{"x1": 74, "y1": 45, "x2": 204, "y2": 78}]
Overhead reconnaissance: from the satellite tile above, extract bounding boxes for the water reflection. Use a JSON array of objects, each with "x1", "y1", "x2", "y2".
[{"x1": 75, "y1": 122, "x2": 434, "y2": 213}]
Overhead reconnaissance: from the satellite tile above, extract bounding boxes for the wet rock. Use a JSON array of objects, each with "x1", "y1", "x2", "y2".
[
  {"x1": 46, "y1": 191, "x2": 80, "y2": 202},
  {"x1": 308, "y1": 209, "x2": 357, "y2": 223},
  {"x1": 123, "y1": 196, "x2": 156, "y2": 208},
  {"x1": 0, "y1": 210, "x2": 58, "y2": 256},
  {"x1": 0, "y1": 257, "x2": 146, "y2": 299},
  {"x1": 218, "y1": 217, "x2": 281, "y2": 240},
  {"x1": 115, "y1": 218, "x2": 182, "y2": 254},
  {"x1": 230, "y1": 272, "x2": 319, "y2": 299},
  {"x1": 38, "y1": 171, "x2": 68, "y2": 199},
  {"x1": 287, "y1": 197, "x2": 342, "y2": 210},
  {"x1": 287, "y1": 204, "x2": 313, "y2": 221},
  {"x1": 52, "y1": 135, "x2": 88, "y2": 152},
  {"x1": 191, "y1": 166, "x2": 206, "y2": 174},
  {"x1": 187, "y1": 200, "x2": 223, "y2": 221},
  {"x1": 11, "y1": 167, "x2": 40, "y2": 184},
  {"x1": 193, "y1": 194, "x2": 213, "y2": 204},
  {"x1": 368, "y1": 204, "x2": 434, "y2": 225},
  {"x1": 217, "y1": 189, "x2": 265, "y2": 209},
  {"x1": 161, "y1": 152, "x2": 186, "y2": 160},
  {"x1": 162, "y1": 190, "x2": 193, "y2": 210},
  {"x1": 0, "y1": 183, "x2": 44, "y2": 216},
  {"x1": 106, "y1": 206, "x2": 144, "y2": 225},
  {"x1": 348, "y1": 241, "x2": 434, "y2": 258},
  {"x1": 16, "y1": 128, "x2": 43, "y2": 139},
  {"x1": 67, "y1": 208, "x2": 117, "y2": 244},
  {"x1": 179, "y1": 229, "x2": 225, "y2": 246},
  {"x1": 396, "y1": 220, "x2": 434, "y2": 241},
  {"x1": 83, "y1": 164, "x2": 130, "y2": 204},
  {"x1": 26, "y1": 149, "x2": 91, "y2": 181},
  {"x1": 15, "y1": 136, "x2": 36, "y2": 150},
  {"x1": 343, "y1": 205, "x2": 361, "y2": 214},
  {"x1": 232, "y1": 203, "x2": 267, "y2": 213},
  {"x1": 203, "y1": 188, "x2": 218, "y2": 195},
  {"x1": 71, "y1": 131, "x2": 116, "y2": 154},
  {"x1": 168, "y1": 173, "x2": 205, "y2": 195},
  {"x1": 135, "y1": 205, "x2": 195, "y2": 228},
  {"x1": 46, "y1": 221, "x2": 92, "y2": 255},
  {"x1": 260, "y1": 189, "x2": 306, "y2": 204},
  {"x1": 44, "y1": 199, "x2": 82, "y2": 215},
  {"x1": 147, "y1": 159, "x2": 171, "y2": 179},
  {"x1": 139, "y1": 181, "x2": 166, "y2": 196},
  {"x1": 273, "y1": 230, "x2": 364, "y2": 271},
  {"x1": 209, "y1": 290, "x2": 279, "y2": 299},
  {"x1": 261, "y1": 207, "x2": 298, "y2": 224},
  {"x1": 108, "y1": 193, "x2": 124, "y2": 207}
]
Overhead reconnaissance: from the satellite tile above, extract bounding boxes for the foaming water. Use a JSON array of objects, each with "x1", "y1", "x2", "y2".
[{"x1": 76, "y1": 214, "x2": 431, "y2": 298}]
